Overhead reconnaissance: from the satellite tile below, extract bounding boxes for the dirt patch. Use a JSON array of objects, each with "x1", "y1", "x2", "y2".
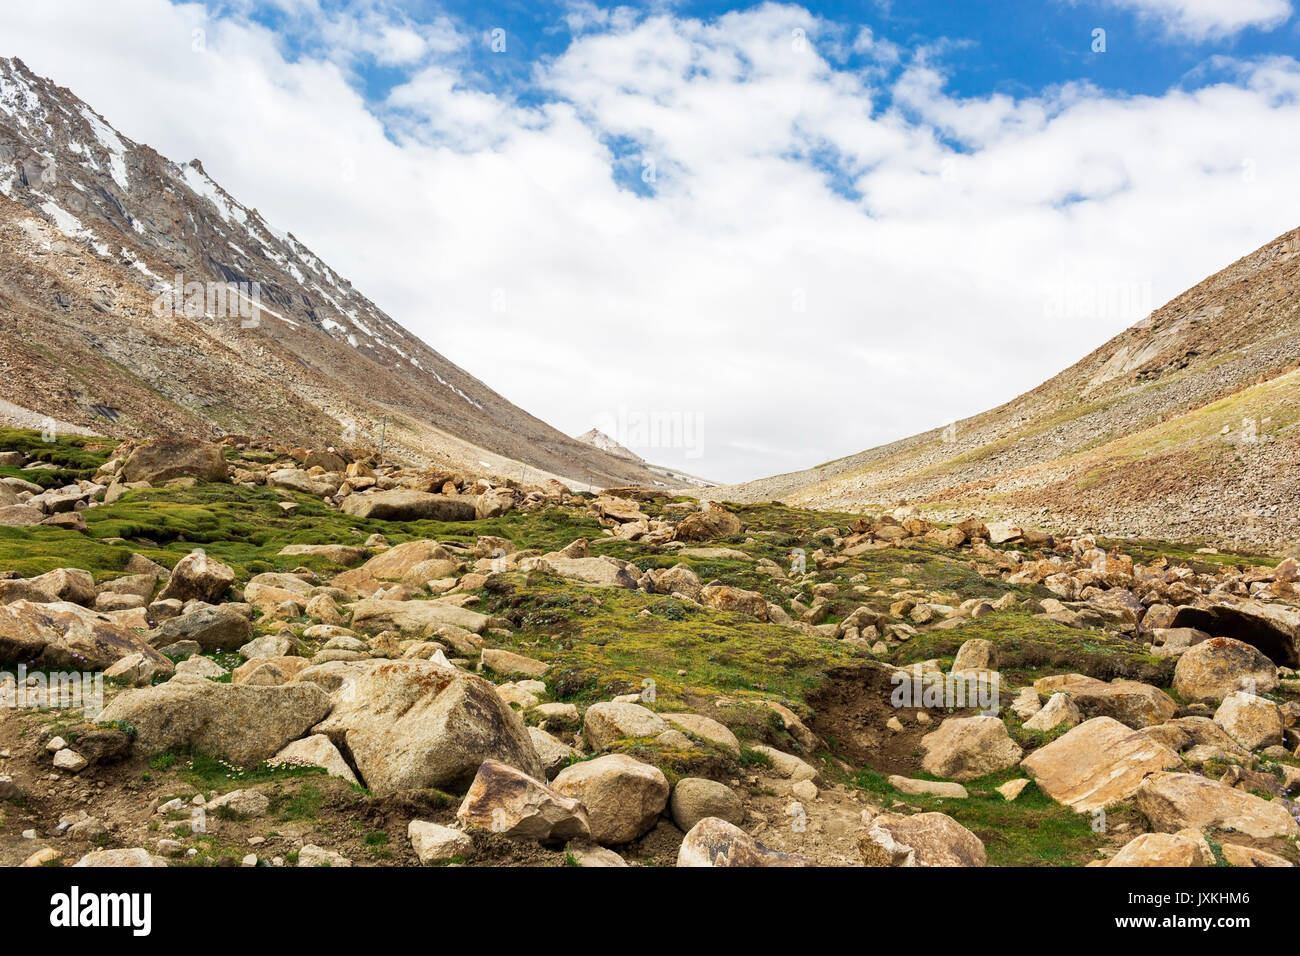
[{"x1": 804, "y1": 664, "x2": 984, "y2": 775}]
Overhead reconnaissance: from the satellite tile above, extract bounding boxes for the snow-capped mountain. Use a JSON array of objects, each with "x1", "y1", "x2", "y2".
[{"x1": 0, "y1": 56, "x2": 660, "y2": 486}]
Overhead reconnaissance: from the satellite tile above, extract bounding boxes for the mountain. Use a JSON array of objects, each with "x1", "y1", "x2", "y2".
[
  {"x1": 712, "y1": 227, "x2": 1300, "y2": 549},
  {"x1": 0, "y1": 56, "x2": 662, "y2": 487},
  {"x1": 574, "y1": 427, "x2": 717, "y2": 489}
]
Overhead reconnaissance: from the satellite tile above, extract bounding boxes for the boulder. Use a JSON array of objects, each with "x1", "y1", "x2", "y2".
[
  {"x1": 674, "y1": 505, "x2": 743, "y2": 542},
  {"x1": 670, "y1": 778, "x2": 745, "y2": 831},
  {"x1": 156, "y1": 552, "x2": 235, "y2": 605},
  {"x1": 1173, "y1": 637, "x2": 1278, "y2": 702},
  {"x1": 1213, "y1": 692, "x2": 1285, "y2": 751},
  {"x1": 1020, "y1": 717, "x2": 1181, "y2": 813},
  {"x1": 120, "y1": 439, "x2": 229, "y2": 485},
  {"x1": 519, "y1": 555, "x2": 637, "y2": 589},
  {"x1": 677, "y1": 817, "x2": 810, "y2": 867},
  {"x1": 340, "y1": 490, "x2": 476, "y2": 521},
  {"x1": 330, "y1": 540, "x2": 455, "y2": 597},
  {"x1": 475, "y1": 488, "x2": 516, "y2": 520},
  {"x1": 314, "y1": 660, "x2": 542, "y2": 795},
  {"x1": 582, "y1": 701, "x2": 668, "y2": 750},
  {"x1": 148, "y1": 604, "x2": 252, "y2": 652},
  {"x1": 1022, "y1": 693, "x2": 1082, "y2": 732},
  {"x1": 1170, "y1": 600, "x2": 1300, "y2": 668},
  {"x1": 528, "y1": 727, "x2": 578, "y2": 778},
  {"x1": 952, "y1": 638, "x2": 997, "y2": 673},
  {"x1": 1107, "y1": 831, "x2": 1214, "y2": 867},
  {"x1": 278, "y1": 544, "x2": 366, "y2": 566},
  {"x1": 73, "y1": 848, "x2": 169, "y2": 867},
  {"x1": 552, "y1": 754, "x2": 670, "y2": 845},
  {"x1": 269, "y1": 734, "x2": 359, "y2": 784},
  {"x1": 96, "y1": 680, "x2": 330, "y2": 766},
  {"x1": 350, "y1": 599, "x2": 489, "y2": 635},
  {"x1": 233, "y1": 656, "x2": 312, "y2": 686},
  {"x1": 699, "y1": 584, "x2": 769, "y2": 621},
  {"x1": 456, "y1": 759, "x2": 590, "y2": 842},
  {"x1": 481, "y1": 648, "x2": 549, "y2": 679},
  {"x1": 1136, "y1": 772, "x2": 1300, "y2": 839},
  {"x1": 1033, "y1": 674, "x2": 1176, "y2": 729},
  {"x1": 857, "y1": 812, "x2": 986, "y2": 867},
  {"x1": 26, "y1": 568, "x2": 96, "y2": 606},
  {"x1": 663, "y1": 712, "x2": 740, "y2": 754},
  {"x1": 920, "y1": 716, "x2": 1023, "y2": 781},
  {"x1": 266, "y1": 469, "x2": 341, "y2": 497},
  {"x1": 103, "y1": 652, "x2": 174, "y2": 686},
  {"x1": 0, "y1": 600, "x2": 169, "y2": 671},
  {"x1": 408, "y1": 821, "x2": 472, "y2": 864}
]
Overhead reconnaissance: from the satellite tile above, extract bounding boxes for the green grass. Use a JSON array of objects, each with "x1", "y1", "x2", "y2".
[
  {"x1": 477, "y1": 571, "x2": 864, "y2": 709},
  {"x1": 883, "y1": 611, "x2": 1173, "y2": 686},
  {"x1": 0, "y1": 428, "x2": 118, "y2": 488},
  {"x1": 852, "y1": 767, "x2": 1121, "y2": 866}
]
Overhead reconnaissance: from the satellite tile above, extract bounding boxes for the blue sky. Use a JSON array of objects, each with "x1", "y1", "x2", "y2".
[
  {"x1": 4, "y1": 0, "x2": 1300, "y2": 482},
  {"x1": 231, "y1": 0, "x2": 1300, "y2": 103}
]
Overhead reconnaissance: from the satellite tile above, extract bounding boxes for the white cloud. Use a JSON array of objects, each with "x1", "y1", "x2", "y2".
[
  {"x1": 1, "y1": 1, "x2": 1299, "y2": 484},
  {"x1": 1092, "y1": 0, "x2": 1293, "y2": 41}
]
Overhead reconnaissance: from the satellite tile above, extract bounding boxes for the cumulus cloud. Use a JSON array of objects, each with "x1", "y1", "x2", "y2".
[
  {"x1": 1, "y1": 1, "x2": 1299, "y2": 483},
  {"x1": 1091, "y1": 0, "x2": 1293, "y2": 41}
]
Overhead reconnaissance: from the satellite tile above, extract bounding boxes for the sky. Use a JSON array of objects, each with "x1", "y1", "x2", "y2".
[{"x1": 2, "y1": 0, "x2": 1299, "y2": 483}]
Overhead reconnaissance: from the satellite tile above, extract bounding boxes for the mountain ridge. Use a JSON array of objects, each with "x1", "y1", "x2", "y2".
[
  {"x1": 710, "y1": 225, "x2": 1300, "y2": 549},
  {"x1": 0, "y1": 55, "x2": 662, "y2": 488}
]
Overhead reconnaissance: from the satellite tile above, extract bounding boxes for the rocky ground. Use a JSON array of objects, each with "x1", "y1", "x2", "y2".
[{"x1": 0, "y1": 428, "x2": 1297, "y2": 868}]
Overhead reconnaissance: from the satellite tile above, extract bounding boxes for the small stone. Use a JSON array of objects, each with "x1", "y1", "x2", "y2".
[{"x1": 997, "y1": 778, "x2": 1030, "y2": 801}]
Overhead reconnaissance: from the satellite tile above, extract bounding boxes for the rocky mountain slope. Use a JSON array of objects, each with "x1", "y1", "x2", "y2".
[
  {"x1": 712, "y1": 227, "x2": 1300, "y2": 550},
  {"x1": 0, "y1": 56, "x2": 661, "y2": 489}
]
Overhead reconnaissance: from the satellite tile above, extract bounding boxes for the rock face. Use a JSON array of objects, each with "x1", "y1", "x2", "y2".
[
  {"x1": 313, "y1": 660, "x2": 542, "y2": 796},
  {"x1": 1172, "y1": 637, "x2": 1279, "y2": 702},
  {"x1": 0, "y1": 600, "x2": 168, "y2": 671},
  {"x1": 97, "y1": 680, "x2": 331, "y2": 766},
  {"x1": 456, "y1": 759, "x2": 590, "y2": 842},
  {"x1": 1136, "y1": 772, "x2": 1300, "y2": 839},
  {"x1": 120, "y1": 439, "x2": 229, "y2": 485},
  {"x1": 920, "y1": 716, "x2": 1023, "y2": 781},
  {"x1": 341, "y1": 490, "x2": 476, "y2": 522},
  {"x1": 551, "y1": 754, "x2": 670, "y2": 845},
  {"x1": 156, "y1": 552, "x2": 236, "y2": 605},
  {"x1": 1020, "y1": 717, "x2": 1181, "y2": 813},
  {"x1": 857, "y1": 812, "x2": 987, "y2": 867},
  {"x1": 677, "y1": 817, "x2": 810, "y2": 867}
]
